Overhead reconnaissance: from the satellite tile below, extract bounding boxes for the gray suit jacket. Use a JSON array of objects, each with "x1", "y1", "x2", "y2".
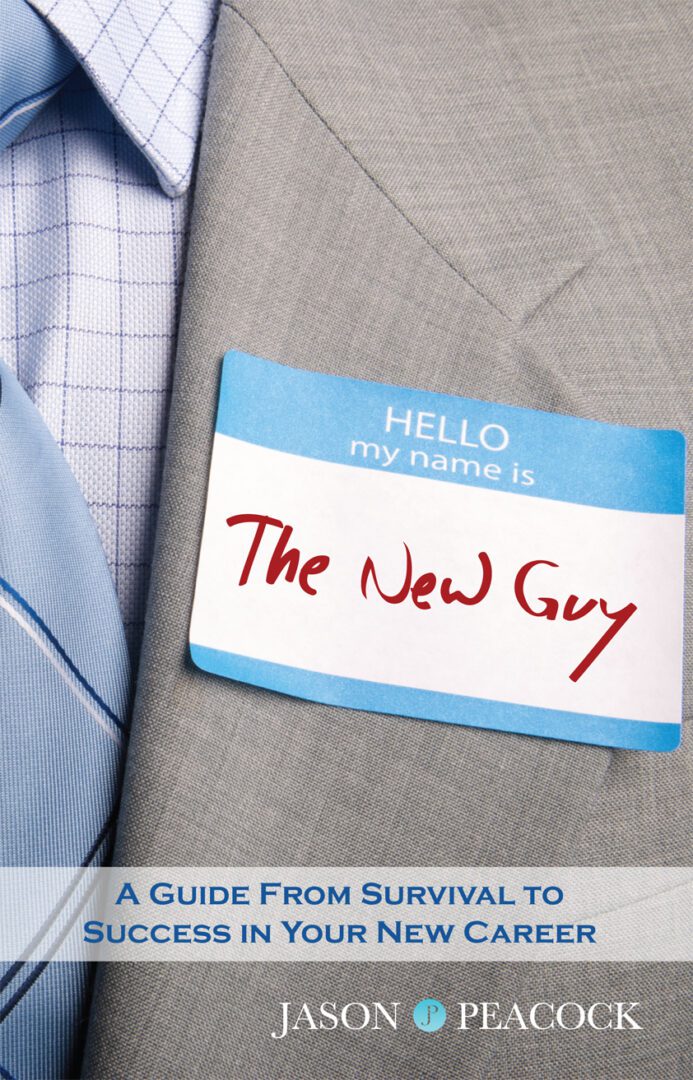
[{"x1": 83, "y1": 2, "x2": 691, "y2": 1077}]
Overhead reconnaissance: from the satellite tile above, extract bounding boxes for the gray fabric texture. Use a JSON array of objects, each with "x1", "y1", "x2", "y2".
[{"x1": 83, "y1": 2, "x2": 691, "y2": 1077}]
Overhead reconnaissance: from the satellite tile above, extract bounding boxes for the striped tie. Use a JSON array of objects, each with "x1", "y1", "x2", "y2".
[
  {"x1": 0, "y1": 0, "x2": 76, "y2": 154},
  {"x1": 0, "y1": 362, "x2": 129, "y2": 1079}
]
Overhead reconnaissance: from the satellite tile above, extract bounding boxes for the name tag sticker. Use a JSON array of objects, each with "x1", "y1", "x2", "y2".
[{"x1": 189, "y1": 350, "x2": 686, "y2": 752}]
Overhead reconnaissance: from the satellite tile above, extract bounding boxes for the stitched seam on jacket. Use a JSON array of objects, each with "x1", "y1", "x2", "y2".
[{"x1": 222, "y1": 2, "x2": 512, "y2": 323}]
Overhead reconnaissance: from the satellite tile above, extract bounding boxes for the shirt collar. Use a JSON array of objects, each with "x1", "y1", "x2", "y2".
[{"x1": 26, "y1": 0, "x2": 218, "y2": 197}]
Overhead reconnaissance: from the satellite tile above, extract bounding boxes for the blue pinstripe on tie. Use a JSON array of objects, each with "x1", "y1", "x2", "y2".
[
  {"x1": 0, "y1": 361, "x2": 130, "y2": 1078},
  {"x1": 0, "y1": 1, "x2": 76, "y2": 153}
]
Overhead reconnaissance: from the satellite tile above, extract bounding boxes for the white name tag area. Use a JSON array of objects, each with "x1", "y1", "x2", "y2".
[{"x1": 190, "y1": 352, "x2": 686, "y2": 752}]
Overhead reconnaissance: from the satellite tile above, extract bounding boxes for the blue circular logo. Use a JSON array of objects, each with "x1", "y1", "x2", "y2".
[{"x1": 413, "y1": 998, "x2": 446, "y2": 1032}]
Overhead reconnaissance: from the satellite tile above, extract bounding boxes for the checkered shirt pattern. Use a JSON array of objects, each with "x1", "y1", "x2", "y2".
[{"x1": 0, "y1": 1, "x2": 218, "y2": 656}]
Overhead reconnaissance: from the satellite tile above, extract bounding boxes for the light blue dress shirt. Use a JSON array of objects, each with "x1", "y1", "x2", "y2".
[{"x1": 0, "y1": 0, "x2": 218, "y2": 656}]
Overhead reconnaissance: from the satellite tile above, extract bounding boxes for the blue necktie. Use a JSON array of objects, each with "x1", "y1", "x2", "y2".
[
  {"x1": 0, "y1": 362, "x2": 130, "y2": 1078},
  {"x1": 0, "y1": 0, "x2": 76, "y2": 154}
]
